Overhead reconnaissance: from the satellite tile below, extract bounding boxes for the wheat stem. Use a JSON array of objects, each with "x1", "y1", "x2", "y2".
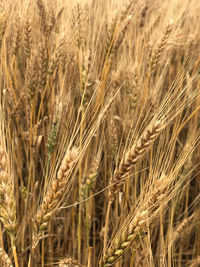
[
  {"x1": 11, "y1": 242, "x2": 19, "y2": 267},
  {"x1": 103, "y1": 201, "x2": 112, "y2": 255}
]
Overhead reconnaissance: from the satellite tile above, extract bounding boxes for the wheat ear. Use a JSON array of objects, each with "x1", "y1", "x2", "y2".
[
  {"x1": 24, "y1": 19, "x2": 31, "y2": 59},
  {"x1": 109, "y1": 120, "x2": 164, "y2": 201},
  {"x1": 0, "y1": 248, "x2": 13, "y2": 267},
  {"x1": 189, "y1": 256, "x2": 200, "y2": 267},
  {"x1": 58, "y1": 256, "x2": 83, "y2": 267},
  {"x1": 149, "y1": 19, "x2": 173, "y2": 73},
  {"x1": 32, "y1": 147, "x2": 78, "y2": 248},
  {"x1": 0, "y1": 144, "x2": 18, "y2": 267},
  {"x1": 103, "y1": 175, "x2": 168, "y2": 266},
  {"x1": 170, "y1": 214, "x2": 195, "y2": 248}
]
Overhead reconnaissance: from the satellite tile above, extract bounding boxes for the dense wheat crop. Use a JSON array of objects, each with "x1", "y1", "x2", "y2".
[{"x1": 0, "y1": 0, "x2": 200, "y2": 266}]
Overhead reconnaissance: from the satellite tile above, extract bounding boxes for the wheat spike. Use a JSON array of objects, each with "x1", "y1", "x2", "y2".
[
  {"x1": 169, "y1": 214, "x2": 195, "y2": 248},
  {"x1": 109, "y1": 120, "x2": 164, "y2": 201},
  {"x1": 32, "y1": 147, "x2": 78, "y2": 248},
  {"x1": 189, "y1": 256, "x2": 200, "y2": 267},
  {"x1": 0, "y1": 144, "x2": 17, "y2": 238},
  {"x1": 0, "y1": 248, "x2": 13, "y2": 267},
  {"x1": 149, "y1": 19, "x2": 173, "y2": 73},
  {"x1": 104, "y1": 175, "x2": 167, "y2": 266},
  {"x1": 58, "y1": 256, "x2": 83, "y2": 267},
  {"x1": 24, "y1": 19, "x2": 31, "y2": 59}
]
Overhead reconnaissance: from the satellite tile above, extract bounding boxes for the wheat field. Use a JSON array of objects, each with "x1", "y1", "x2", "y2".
[{"x1": 0, "y1": 0, "x2": 200, "y2": 266}]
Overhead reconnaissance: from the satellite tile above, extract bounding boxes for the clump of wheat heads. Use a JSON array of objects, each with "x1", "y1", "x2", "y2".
[
  {"x1": 0, "y1": 0, "x2": 199, "y2": 266},
  {"x1": 102, "y1": 137, "x2": 198, "y2": 266},
  {"x1": 103, "y1": 119, "x2": 165, "y2": 254}
]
